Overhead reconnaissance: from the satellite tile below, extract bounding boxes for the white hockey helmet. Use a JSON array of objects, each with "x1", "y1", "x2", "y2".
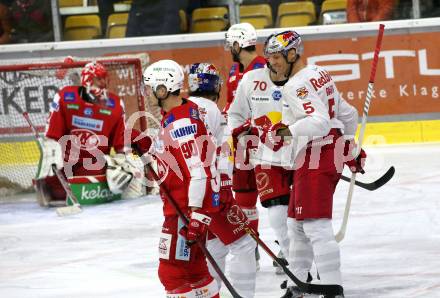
[
  {"x1": 224, "y1": 22, "x2": 257, "y2": 49},
  {"x1": 142, "y1": 59, "x2": 184, "y2": 98}
]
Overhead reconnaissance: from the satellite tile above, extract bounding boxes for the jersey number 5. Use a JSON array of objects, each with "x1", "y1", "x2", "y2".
[{"x1": 302, "y1": 102, "x2": 315, "y2": 114}]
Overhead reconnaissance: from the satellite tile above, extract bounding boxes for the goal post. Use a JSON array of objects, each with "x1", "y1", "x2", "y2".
[{"x1": 0, "y1": 55, "x2": 149, "y2": 197}]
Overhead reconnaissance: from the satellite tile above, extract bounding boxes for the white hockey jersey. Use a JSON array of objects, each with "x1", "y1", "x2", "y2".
[
  {"x1": 227, "y1": 68, "x2": 293, "y2": 167},
  {"x1": 282, "y1": 64, "x2": 358, "y2": 159},
  {"x1": 188, "y1": 96, "x2": 232, "y2": 178}
]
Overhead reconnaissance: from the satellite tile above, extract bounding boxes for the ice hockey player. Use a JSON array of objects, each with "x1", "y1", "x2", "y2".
[
  {"x1": 224, "y1": 22, "x2": 266, "y2": 266},
  {"x1": 227, "y1": 31, "x2": 298, "y2": 274},
  {"x1": 34, "y1": 61, "x2": 143, "y2": 207},
  {"x1": 140, "y1": 59, "x2": 220, "y2": 298},
  {"x1": 262, "y1": 31, "x2": 366, "y2": 298},
  {"x1": 188, "y1": 62, "x2": 257, "y2": 298}
]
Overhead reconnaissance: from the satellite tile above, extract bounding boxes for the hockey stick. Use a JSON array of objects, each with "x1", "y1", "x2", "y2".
[
  {"x1": 335, "y1": 24, "x2": 385, "y2": 243},
  {"x1": 142, "y1": 160, "x2": 243, "y2": 298},
  {"x1": 22, "y1": 112, "x2": 82, "y2": 216},
  {"x1": 225, "y1": 207, "x2": 343, "y2": 296},
  {"x1": 340, "y1": 166, "x2": 395, "y2": 191},
  {"x1": 51, "y1": 164, "x2": 82, "y2": 216}
]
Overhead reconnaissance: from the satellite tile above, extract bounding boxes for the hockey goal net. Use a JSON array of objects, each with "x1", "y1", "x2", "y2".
[{"x1": 0, "y1": 54, "x2": 153, "y2": 198}]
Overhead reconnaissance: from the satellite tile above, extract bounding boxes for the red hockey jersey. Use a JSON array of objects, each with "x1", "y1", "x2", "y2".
[
  {"x1": 155, "y1": 99, "x2": 220, "y2": 217},
  {"x1": 45, "y1": 86, "x2": 126, "y2": 176},
  {"x1": 224, "y1": 55, "x2": 266, "y2": 113}
]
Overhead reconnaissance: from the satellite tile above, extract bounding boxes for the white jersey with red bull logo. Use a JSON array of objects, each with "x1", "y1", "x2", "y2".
[
  {"x1": 282, "y1": 64, "x2": 358, "y2": 160},
  {"x1": 188, "y1": 96, "x2": 233, "y2": 183},
  {"x1": 227, "y1": 68, "x2": 293, "y2": 167}
]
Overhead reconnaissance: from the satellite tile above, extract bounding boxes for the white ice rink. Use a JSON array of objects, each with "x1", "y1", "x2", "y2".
[{"x1": 1, "y1": 143, "x2": 440, "y2": 298}]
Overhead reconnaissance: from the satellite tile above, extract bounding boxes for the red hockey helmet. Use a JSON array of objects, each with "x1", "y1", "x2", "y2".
[{"x1": 81, "y1": 61, "x2": 108, "y2": 98}]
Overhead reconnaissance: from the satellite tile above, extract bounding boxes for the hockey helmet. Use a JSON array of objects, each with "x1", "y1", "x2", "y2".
[
  {"x1": 81, "y1": 61, "x2": 108, "y2": 98},
  {"x1": 264, "y1": 30, "x2": 303, "y2": 57},
  {"x1": 224, "y1": 22, "x2": 257, "y2": 49},
  {"x1": 188, "y1": 63, "x2": 222, "y2": 94},
  {"x1": 142, "y1": 59, "x2": 184, "y2": 99}
]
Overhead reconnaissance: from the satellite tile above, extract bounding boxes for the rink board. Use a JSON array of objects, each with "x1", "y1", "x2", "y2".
[{"x1": 1, "y1": 119, "x2": 439, "y2": 167}]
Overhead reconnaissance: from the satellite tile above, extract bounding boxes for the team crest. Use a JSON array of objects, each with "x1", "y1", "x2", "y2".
[
  {"x1": 296, "y1": 87, "x2": 309, "y2": 99},
  {"x1": 189, "y1": 107, "x2": 199, "y2": 120},
  {"x1": 106, "y1": 98, "x2": 115, "y2": 108}
]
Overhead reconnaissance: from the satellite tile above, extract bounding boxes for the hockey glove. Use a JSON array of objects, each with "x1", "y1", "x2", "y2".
[
  {"x1": 260, "y1": 122, "x2": 288, "y2": 152},
  {"x1": 231, "y1": 118, "x2": 259, "y2": 138},
  {"x1": 130, "y1": 129, "x2": 152, "y2": 155},
  {"x1": 219, "y1": 173, "x2": 234, "y2": 212},
  {"x1": 180, "y1": 211, "x2": 212, "y2": 246},
  {"x1": 344, "y1": 140, "x2": 367, "y2": 174}
]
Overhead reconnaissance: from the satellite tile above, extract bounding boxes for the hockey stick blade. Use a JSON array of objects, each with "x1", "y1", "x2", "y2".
[
  {"x1": 52, "y1": 165, "x2": 82, "y2": 217},
  {"x1": 340, "y1": 166, "x2": 395, "y2": 191},
  {"x1": 243, "y1": 226, "x2": 343, "y2": 296}
]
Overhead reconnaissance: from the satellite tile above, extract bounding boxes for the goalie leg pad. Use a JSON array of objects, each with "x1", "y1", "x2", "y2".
[
  {"x1": 36, "y1": 138, "x2": 64, "y2": 180},
  {"x1": 34, "y1": 175, "x2": 66, "y2": 207}
]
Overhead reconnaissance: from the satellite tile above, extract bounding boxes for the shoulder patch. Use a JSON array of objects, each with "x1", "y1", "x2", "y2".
[
  {"x1": 296, "y1": 87, "x2": 309, "y2": 100},
  {"x1": 189, "y1": 107, "x2": 199, "y2": 120},
  {"x1": 252, "y1": 62, "x2": 265, "y2": 70},
  {"x1": 229, "y1": 64, "x2": 237, "y2": 76},
  {"x1": 106, "y1": 98, "x2": 115, "y2": 108},
  {"x1": 50, "y1": 101, "x2": 59, "y2": 112},
  {"x1": 64, "y1": 92, "x2": 76, "y2": 102},
  {"x1": 163, "y1": 113, "x2": 175, "y2": 128}
]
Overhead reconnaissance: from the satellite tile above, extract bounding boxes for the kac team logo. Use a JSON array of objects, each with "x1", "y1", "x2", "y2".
[{"x1": 70, "y1": 128, "x2": 100, "y2": 150}]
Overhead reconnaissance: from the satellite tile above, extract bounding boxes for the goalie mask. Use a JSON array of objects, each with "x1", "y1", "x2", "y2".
[
  {"x1": 81, "y1": 61, "x2": 108, "y2": 101},
  {"x1": 188, "y1": 63, "x2": 222, "y2": 101},
  {"x1": 142, "y1": 59, "x2": 184, "y2": 103}
]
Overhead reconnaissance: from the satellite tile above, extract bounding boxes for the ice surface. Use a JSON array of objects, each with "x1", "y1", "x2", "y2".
[{"x1": 1, "y1": 143, "x2": 440, "y2": 298}]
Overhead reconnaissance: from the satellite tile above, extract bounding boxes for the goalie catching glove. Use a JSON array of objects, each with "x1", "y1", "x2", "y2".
[{"x1": 104, "y1": 153, "x2": 135, "y2": 194}]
